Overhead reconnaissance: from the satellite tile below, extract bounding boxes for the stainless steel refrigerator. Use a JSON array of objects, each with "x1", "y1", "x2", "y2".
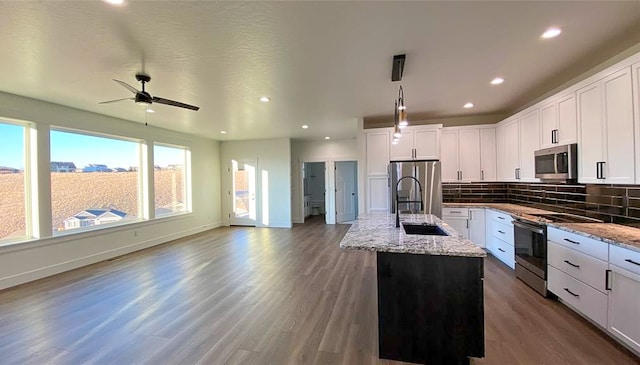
[{"x1": 389, "y1": 160, "x2": 442, "y2": 218}]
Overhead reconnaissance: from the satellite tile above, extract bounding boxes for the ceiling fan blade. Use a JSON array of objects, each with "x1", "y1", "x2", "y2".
[
  {"x1": 152, "y1": 96, "x2": 200, "y2": 111},
  {"x1": 113, "y1": 79, "x2": 139, "y2": 94},
  {"x1": 99, "y1": 97, "x2": 134, "y2": 104}
]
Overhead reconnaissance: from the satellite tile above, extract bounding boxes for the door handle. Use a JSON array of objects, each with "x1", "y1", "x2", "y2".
[
  {"x1": 481, "y1": 170, "x2": 484, "y2": 181},
  {"x1": 605, "y1": 269, "x2": 612, "y2": 290},
  {"x1": 460, "y1": 170, "x2": 463, "y2": 180},
  {"x1": 564, "y1": 260, "x2": 580, "y2": 268}
]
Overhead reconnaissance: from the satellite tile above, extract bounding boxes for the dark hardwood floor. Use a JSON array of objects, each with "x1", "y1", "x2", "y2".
[{"x1": 0, "y1": 215, "x2": 638, "y2": 364}]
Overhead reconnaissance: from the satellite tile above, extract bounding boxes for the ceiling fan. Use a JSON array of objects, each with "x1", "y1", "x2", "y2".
[{"x1": 100, "y1": 73, "x2": 200, "y2": 111}]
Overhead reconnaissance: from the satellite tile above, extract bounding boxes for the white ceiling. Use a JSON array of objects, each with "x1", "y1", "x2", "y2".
[{"x1": 0, "y1": 1, "x2": 639, "y2": 141}]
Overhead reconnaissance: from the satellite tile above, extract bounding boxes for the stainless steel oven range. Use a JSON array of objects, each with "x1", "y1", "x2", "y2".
[{"x1": 513, "y1": 212, "x2": 603, "y2": 297}]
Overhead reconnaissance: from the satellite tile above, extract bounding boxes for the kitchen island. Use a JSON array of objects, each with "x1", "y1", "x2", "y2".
[{"x1": 340, "y1": 213, "x2": 487, "y2": 365}]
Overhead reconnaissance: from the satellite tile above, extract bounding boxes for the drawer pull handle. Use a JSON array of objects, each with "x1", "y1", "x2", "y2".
[
  {"x1": 498, "y1": 216, "x2": 505, "y2": 220},
  {"x1": 449, "y1": 211, "x2": 462, "y2": 214},
  {"x1": 563, "y1": 288, "x2": 580, "y2": 298},
  {"x1": 498, "y1": 248, "x2": 506, "y2": 253},
  {"x1": 625, "y1": 259, "x2": 640, "y2": 266},
  {"x1": 564, "y1": 260, "x2": 580, "y2": 268},
  {"x1": 564, "y1": 238, "x2": 580, "y2": 245},
  {"x1": 498, "y1": 230, "x2": 505, "y2": 234}
]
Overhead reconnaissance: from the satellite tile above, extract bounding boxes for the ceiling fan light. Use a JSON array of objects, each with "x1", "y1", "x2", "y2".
[
  {"x1": 399, "y1": 121, "x2": 408, "y2": 128},
  {"x1": 136, "y1": 100, "x2": 151, "y2": 106}
]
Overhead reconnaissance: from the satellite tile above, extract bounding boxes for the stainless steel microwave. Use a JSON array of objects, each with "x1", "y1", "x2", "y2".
[{"x1": 534, "y1": 144, "x2": 577, "y2": 181}]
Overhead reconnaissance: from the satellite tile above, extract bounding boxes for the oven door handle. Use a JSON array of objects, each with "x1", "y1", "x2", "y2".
[{"x1": 513, "y1": 220, "x2": 545, "y2": 235}]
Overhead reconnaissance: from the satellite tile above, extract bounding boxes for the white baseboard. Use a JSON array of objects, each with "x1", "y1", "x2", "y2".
[{"x1": 0, "y1": 224, "x2": 219, "y2": 291}]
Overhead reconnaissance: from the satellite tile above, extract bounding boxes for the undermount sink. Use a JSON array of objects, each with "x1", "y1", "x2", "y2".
[{"x1": 402, "y1": 223, "x2": 449, "y2": 236}]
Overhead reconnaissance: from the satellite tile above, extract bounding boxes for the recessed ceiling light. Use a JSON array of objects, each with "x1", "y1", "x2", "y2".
[
  {"x1": 302, "y1": 125, "x2": 309, "y2": 129},
  {"x1": 260, "y1": 96, "x2": 271, "y2": 102},
  {"x1": 491, "y1": 77, "x2": 504, "y2": 85},
  {"x1": 464, "y1": 102, "x2": 474, "y2": 109},
  {"x1": 324, "y1": 136, "x2": 330, "y2": 140},
  {"x1": 145, "y1": 108, "x2": 154, "y2": 113},
  {"x1": 103, "y1": 0, "x2": 125, "y2": 5},
  {"x1": 220, "y1": 130, "x2": 227, "y2": 134},
  {"x1": 541, "y1": 27, "x2": 562, "y2": 39}
]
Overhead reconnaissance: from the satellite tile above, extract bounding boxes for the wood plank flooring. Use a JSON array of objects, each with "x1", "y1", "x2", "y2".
[{"x1": 0, "y1": 215, "x2": 638, "y2": 365}]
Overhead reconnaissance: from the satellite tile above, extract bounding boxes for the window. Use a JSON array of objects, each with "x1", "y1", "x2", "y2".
[
  {"x1": 154, "y1": 144, "x2": 190, "y2": 216},
  {"x1": 0, "y1": 121, "x2": 27, "y2": 242},
  {"x1": 50, "y1": 129, "x2": 141, "y2": 234}
]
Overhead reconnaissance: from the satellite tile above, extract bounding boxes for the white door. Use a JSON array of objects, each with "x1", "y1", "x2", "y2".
[
  {"x1": 557, "y1": 93, "x2": 577, "y2": 145},
  {"x1": 414, "y1": 128, "x2": 440, "y2": 159},
  {"x1": 607, "y1": 266, "x2": 640, "y2": 354},
  {"x1": 336, "y1": 161, "x2": 357, "y2": 223},
  {"x1": 390, "y1": 129, "x2": 415, "y2": 160},
  {"x1": 480, "y1": 128, "x2": 497, "y2": 181},
  {"x1": 468, "y1": 209, "x2": 486, "y2": 248},
  {"x1": 503, "y1": 120, "x2": 520, "y2": 181},
  {"x1": 229, "y1": 159, "x2": 257, "y2": 226},
  {"x1": 444, "y1": 217, "x2": 469, "y2": 239},
  {"x1": 540, "y1": 102, "x2": 557, "y2": 148}
]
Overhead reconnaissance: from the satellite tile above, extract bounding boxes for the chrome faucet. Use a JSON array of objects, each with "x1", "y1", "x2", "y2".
[{"x1": 395, "y1": 176, "x2": 424, "y2": 228}]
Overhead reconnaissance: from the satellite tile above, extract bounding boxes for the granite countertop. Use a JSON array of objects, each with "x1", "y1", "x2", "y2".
[
  {"x1": 548, "y1": 223, "x2": 640, "y2": 252},
  {"x1": 339, "y1": 213, "x2": 487, "y2": 258},
  {"x1": 443, "y1": 203, "x2": 640, "y2": 253}
]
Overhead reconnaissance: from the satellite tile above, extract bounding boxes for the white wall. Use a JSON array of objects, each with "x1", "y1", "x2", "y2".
[
  {"x1": 220, "y1": 138, "x2": 292, "y2": 228},
  {"x1": 0, "y1": 91, "x2": 222, "y2": 290},
  {"x1": 291, "y1": 139, "x2": 358, "y2": 224}
]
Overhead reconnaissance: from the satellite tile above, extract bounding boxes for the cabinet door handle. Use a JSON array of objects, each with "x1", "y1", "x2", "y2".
[
  {"x1": 515, "y1": 168, "x2": 518, "y2": 180},
  {"x1": 600, "y1": 161, "x2": 606, "y2": 179},
  {"x1": 466, "y1": 220, "x2": 469, "y2": 229},
  {"x1": 552, "y1": 129, "x2": 559, "y2": 144},
  {"x1": 481, "y1": 170, "x2": 485, "y2": 181},
  {"x1": 596, "y1": 162, "x2": 600, "y2": 179},
  {"x1": 564, "y1": 260, "x2": 580, "y2": 268},
  {"x1": 498, "y1": 248, "x2": 506, "y2": 253},
  {"x1": 625, "y1": 259, "x2": 640, "y2": 266},
  {"x1": 605, "y1": 269, "x2": 612, "y2": 291},
  {"x1": 498, "y1": 230, "x2": 505, "y2": 234},
  {"x1": 460, "y1": 170, "x2": 463, "y2": 180},
  {"x1": 564, "y1": 288, "x2": 580, "y2": 298},
  {"x1": 564, "y1": 238, "x2": 580, "y2": 245}
]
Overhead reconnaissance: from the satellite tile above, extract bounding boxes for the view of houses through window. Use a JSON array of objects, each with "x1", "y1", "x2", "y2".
[
  {"x1": 50, "y1": 129, "x2": 141, "y2": 234},
  {"x1": 154, "y1": 144, "x2": 188, "y2": 216},
  {"x1": 0, "y1": 121, "x2": 27, "y2": 241},
  {"x1": 0, "y1": 122, "x2": 192, "y2": 242}
]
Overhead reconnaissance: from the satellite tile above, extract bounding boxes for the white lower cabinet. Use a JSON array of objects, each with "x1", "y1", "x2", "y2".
[
  {"x1": 442, "y1": 208, "x2": 485, "y2": 247},
  {"x1": 442, "y1": 208, "x2": 469, "y2": 239},
  {"x1": 485, "y1": 209, "x2": 514, "y2": 269},
  {"x1": 607, "y1": 245, "x2": 640, "y2": 354},
  {"x1": 468, "y1": 209, "x2": 485, "y2": 248},
  {"x1": 548, "y1": 265, "x2": 609, "y2": 328}
]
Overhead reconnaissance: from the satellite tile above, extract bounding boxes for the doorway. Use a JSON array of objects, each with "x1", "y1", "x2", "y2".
[
  {"x1": 230, "y1": 159, "x2": 257, "y2": 226},
  {"x1": 335, "y1": 161, "x2": 358, "y2": 223},
  {"x1": 303, "y1": 162, "x2": 325, "y2": 222}
]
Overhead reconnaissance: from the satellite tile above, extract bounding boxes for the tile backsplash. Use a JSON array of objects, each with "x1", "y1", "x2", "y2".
[{"x1": 442, "y1": 182, "x2": 640, "y2": 228}]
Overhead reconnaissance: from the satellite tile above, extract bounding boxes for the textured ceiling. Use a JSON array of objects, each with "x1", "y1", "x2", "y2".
[{"x1": 0, "y1": 1, "x2": 639, "y2": 141}]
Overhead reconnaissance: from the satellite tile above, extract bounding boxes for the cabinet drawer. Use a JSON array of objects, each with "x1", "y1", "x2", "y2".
[
  {"x1": 548, "y1": 265, "x2": 608, "y2": 328},
  {"x1": 548, "y1": 241, "x2": 608, "y2": 292},
  {"x1": 488, "y1": 209, "x2": 512, "y2": 223},
  {"x1": 443, "y1": 207, "x2": 469, "y2": 218},
  {"x1": 491, "y1": 220, "x2": 514, "y2": 246},
  {"x1": 610, "y1": 245, "x2": 640, "y2": 276},
  {"x1": 547, "y1": 227, "x2": 608, "y2": 261},
  {"x1": 490, "y1": 239, "x2": 515, "y2": 269}
]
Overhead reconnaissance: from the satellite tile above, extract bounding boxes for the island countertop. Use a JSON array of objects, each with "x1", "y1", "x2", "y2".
[{"x1": 339, "y1": 213, "x2": 487, "y2": 258}]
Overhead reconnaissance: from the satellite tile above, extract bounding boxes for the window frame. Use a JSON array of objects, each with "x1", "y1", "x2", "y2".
[
  {"x1": 49, "y1": 127, "x2": 145, "y2": 235},
  {"x1": 152, "y1": 142, "x2": 192, "y2": 218}
]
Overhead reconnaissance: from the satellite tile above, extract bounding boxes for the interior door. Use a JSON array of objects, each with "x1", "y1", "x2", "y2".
[
  {"x1": 229, "y1": 159, "x2": 257, "y2": 226},
  {"x1": 336, "y1": 161, "x2": 357, "y2": 223}
]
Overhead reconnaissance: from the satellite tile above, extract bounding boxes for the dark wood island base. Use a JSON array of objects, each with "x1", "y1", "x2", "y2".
[{"x1": 377, "y1": 252, "x2": 485, "y2": 365}]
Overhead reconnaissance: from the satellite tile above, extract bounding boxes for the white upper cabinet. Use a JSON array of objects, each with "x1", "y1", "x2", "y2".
[
  {"x1": 441, "y1": 130, "x2": 459, "y2": 182},
  {"x1": 390, "y1": 125, "x2": 441, "y2": 161},
  {"x1": 518, "y1": 108, "x2": 541, "y2": 182},
  {"x1": 578, "y1": 67, "x2": 635, "y2": 184},
  {"x1": 366, "y1": 130, "x2": 390, "y2": 175},
  {"x1": 540, "y1": 93, "x2": 577, "y2": 148},
  {"x1": 497, "y1": 117, "x2": 520, "y2": 181},
  {"x1": 634, "y1": 61, "x2": 640, "y2": 183},
  {"x1": 480, "y1": 128, "x2": 497, "y2": 181},
  {"x1": 441, "y1": 126, "x2": 494, "y2": 182}
]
